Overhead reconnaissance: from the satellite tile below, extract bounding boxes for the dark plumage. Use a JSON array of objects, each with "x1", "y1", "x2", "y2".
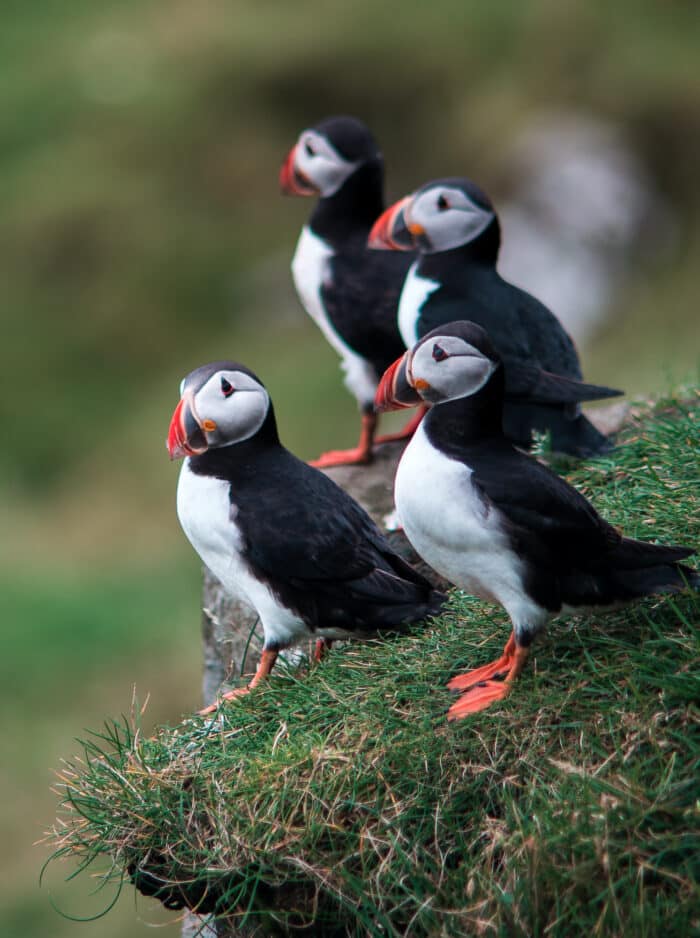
[
  {"x1": 168, "y1": 359, "x2": 443, "y2": 709},
  {"x1": 369, "y1": 177, "x2": 623, "y2": 456},
  {"x1": 376, "y1": 320, "x2": 697, "y2": 717},
  {"x1": 281, "y1": 115, "x2": 414, "y2": 466}
]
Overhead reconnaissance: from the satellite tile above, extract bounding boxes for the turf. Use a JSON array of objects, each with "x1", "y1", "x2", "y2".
[{"x1": 46, "y1": 395, "x2": 700, "y2": 936}]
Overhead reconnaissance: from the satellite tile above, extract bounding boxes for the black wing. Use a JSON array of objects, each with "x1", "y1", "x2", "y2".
[
  {"x1": 322, "y1": 239, "x2": 412, "y2": 376},
  {"x1": 235, "y1": 449, "x2": 440, "y2": 632},
  {"x1": 466, "y1": 441, "x2": 621, "y2": 565}
]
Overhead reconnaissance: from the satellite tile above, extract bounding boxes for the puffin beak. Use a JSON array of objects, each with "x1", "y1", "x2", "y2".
[
  {"x1": 368, "y1": 196, "x2": 416, "y2": 251},
  {"x1": 375, "y1": 352, "x2": 424, "y2": 411},
  {"x1": 279, "y1": 144, "x2": 317, "y2": 196},
  {"x1": 167, "y1": 392, "x2": 208, "y2": 460}
]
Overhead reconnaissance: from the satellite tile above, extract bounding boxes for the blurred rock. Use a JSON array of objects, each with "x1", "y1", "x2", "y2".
[{"x1": 497, "y1": 113, "x2": 675, "y2": 345}]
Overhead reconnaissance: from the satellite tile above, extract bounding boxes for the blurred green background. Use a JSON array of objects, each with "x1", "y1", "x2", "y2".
[{"x1": 2, "y1": 2, "x2": 698, "y2": 935}]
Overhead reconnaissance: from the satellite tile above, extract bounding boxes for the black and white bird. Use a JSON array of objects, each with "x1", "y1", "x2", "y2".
[
  {"x1": 375, "y1": 321, "x2": 698, "y2": 718},
  {"x1": 167, "y1": 360, "x2": 443, "y2": 710},
  {"x1": 280, "y1": 115, "x2": 419, "y2": 466},
  {"x1": 369, "y1": 177, "x2": 622, "y2": 456}
]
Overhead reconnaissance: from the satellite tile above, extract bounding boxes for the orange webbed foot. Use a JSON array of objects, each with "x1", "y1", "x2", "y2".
[
  {"x1": 447, "y1": 680, "x2": 512, "y2": 719},
  {"x1": 197, "y1": 648, "x2": 279, "y2": 716},
  {"x1": 313, "y1": 638, "x2": 333, "y2": 662},
  {"x1": 309, "y1": 446, "x2": 373, "y2": 468},
  {"x1": 446, "y1": 638, "x2": 529, "y2": 720},
  {"x1": 198, "y1": 686, "x2": 250, "y2": 716},
  {"x1": 447, "y1": 633, "x2": 516, "y2": 692}
]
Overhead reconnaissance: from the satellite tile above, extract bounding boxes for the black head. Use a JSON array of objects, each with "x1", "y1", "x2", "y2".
[
  {"x1": 280, "y1": 115, "x2": 381, "y2": 198},
  {"x1": 375, "y1": 320, "x2": 501, "y2": 411},
  {"x1": 369, "y1": 176, "x2": 499, "y2": 258}
]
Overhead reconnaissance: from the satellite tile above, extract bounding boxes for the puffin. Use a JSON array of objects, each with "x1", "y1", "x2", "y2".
[
  {"x1": 167, "y1": 359, "x2": 444, "y2": 710},
  {"x1": 280, "y1": 115, "x2": 419, "y2": 467},
  {"x1": 369, "y1": 177, "x2": 622, "y2": 457},
  {"x1": 375, "y1": 320, "x2": 698, "y2": 719}
]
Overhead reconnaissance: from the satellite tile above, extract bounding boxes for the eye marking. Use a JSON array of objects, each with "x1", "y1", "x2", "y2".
[
  {"x1": 221, "y1": 377, "x2": 234, "y2": 397},
  {"x1": 304, "y1": 141, "x2": 315, "y2": 157},
  {"x1": 432, "y1": 344, "x2": 449, "y2": 362},
  {"x1": 437, "y1": 194, "x2": 449, "y2": 211}
]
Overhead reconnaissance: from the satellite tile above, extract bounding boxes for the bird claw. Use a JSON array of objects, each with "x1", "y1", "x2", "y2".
[
  {"x1": 309, "y1": 447, "x2": 373, "y2": 468},
  {"x1": 447, "y1": 679, "x2": 511, "y2": 719},
  {"x1": 197, "y1": 686, "x2": 250, "y2": 716},
  {"x1": 446, "y1": 656, "x2": 512, "y2": 692}
]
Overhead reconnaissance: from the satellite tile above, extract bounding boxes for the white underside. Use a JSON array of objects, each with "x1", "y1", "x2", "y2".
[
  {"x1": 397, "y1": 262, "x2": 440, "y2": 348},
  {"x1": 291, "y1": 226, "x2": 378, "y2": 409},
  {"x1": 177, "y1": 462, "x2": 370, "y2": 648},
  {"x1": 177, "y1": 462, "x2": 315, "y2": 649},
  {"x1": 394, "y1": 423, "x2": 548, "y2": 633}
]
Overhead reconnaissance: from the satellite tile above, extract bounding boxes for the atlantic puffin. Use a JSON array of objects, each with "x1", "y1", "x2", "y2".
[
  {"x1": 167, "y1": 360, "x2": 444, "y2": 710},
  {"x1": 369, "y1": 177, "x2": 622, "y2": 456},
  {"x1": 375, "y1": 321, "x2": 698, "y2": 718},
  {"x1": 280, "y1": 115, "x2": 420, "y2": 466}
]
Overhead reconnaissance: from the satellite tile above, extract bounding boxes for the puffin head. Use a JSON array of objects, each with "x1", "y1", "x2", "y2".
[
  {"x1": 280, "y1": 115, "x2": 382, "y2": 198},
  {"x1": 368, "y1": 177, "x2": 496, "y2": 254},
  {"x1": 167, "y1": 361, "x2": 271, "y2": 459},
  {"x1": 375, "y1": 321, "x2": 500, "y2": 412}
]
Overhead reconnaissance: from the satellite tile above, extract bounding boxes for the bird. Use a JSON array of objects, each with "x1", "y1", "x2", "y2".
[
  {"x1": 280, "y1": 115, "x2": 420, "y2": 467},
  {"x1": 368, "y1": 176, "x2": 623, "y2": 457},
  {"x1": 167, "y1": 359, "x2": 444, "y2": 711},
  {"x1": 375, "y1": 320, "x2": 698, "y2": 719}
]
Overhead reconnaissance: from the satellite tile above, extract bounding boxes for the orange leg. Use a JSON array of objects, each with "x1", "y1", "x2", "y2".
[
  {"x1": 447, "y1": 642, "x2": 530, "y2": 720},
  {"x1": 198, "y1": 648, "x2": 279, "y2": 715},
  {"x1": 310, "y1": 413, "x2": 376, "y2": 468},
  {"x1": 374, "y1": 406, "x2": 427, "y2": 445},
  {"x1": 314, "y1": 638, "x2": 333, "y2": 662},
  {"x1": 447, "y1": 633, "x2": 516, "y2": 692}
]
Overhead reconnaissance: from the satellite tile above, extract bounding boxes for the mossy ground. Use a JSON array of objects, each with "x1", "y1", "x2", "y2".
[{"x1": 47, "y1": 395, "x2": 700, "y2": 936}]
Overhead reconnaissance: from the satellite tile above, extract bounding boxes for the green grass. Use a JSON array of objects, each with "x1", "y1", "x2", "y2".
[
  {"x1": 4, "y1": 4, "x2": 700, "y2": 935},
  {"x1": 46, "y1": 396, "x2": 700, "y2": 936}
]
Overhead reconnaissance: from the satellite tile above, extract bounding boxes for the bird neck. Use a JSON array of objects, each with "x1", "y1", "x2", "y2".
[
  {"x1": 418, "y1": 217, "x2": 501, "y2": 279},
  {"x1": 310, "y1": 160, "x2": 385, "y2": 241},
  {"x1": 423, "y1": 366, "x2": 506, "y2": 450}
]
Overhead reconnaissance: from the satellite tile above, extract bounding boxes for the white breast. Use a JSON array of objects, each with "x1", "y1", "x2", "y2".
[
  {"x1": 291, "y1": 226, "x2": 378, "y2": 409},
  {"x1": 394, "y1": 424, "x2": 546, "y2": 629},
  {"x1": 397, "y1": 262, "x2": 440, "y2": 347},
  {"x1": 176, "y1": 462, "x2": 311, "y2": 649}
]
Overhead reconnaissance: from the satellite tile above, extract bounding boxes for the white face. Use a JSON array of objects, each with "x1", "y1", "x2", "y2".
[
  {"x1": 409, "y1": 334, "x2": 496, "y2": 403},
  {"x1": 294, "y1": 129, "x2": 361, "y2": 197},
  {"x1": 191, "y1": 369, "x2": 270, "y2": 448},
  {"x1": 408, "y1": 185, "x2": 495, "y2": 253}
]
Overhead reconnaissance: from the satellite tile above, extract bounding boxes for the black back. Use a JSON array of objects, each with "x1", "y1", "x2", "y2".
[
  {"x1": 423, "y1": 373, "x2": 696, "y2": 612},
  {"x1": 189, "y1": 416, "x2": 443, "y2": 637}
]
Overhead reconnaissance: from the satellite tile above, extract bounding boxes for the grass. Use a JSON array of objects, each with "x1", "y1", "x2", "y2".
[
  {"x1": 46, "y1": 394, "x2": 700, "y2": 936},
  {"x1": 4, "y1": 3, "x2": 699, "y2": 934}
]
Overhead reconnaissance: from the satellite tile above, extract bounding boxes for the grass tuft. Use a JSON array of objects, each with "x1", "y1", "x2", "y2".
[{"x1": 46, "y1": 394, "x2": 700, "y2": 936}]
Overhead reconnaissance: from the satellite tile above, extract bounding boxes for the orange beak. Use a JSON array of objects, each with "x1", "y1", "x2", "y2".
[
  {"x1": 368, "y1": 195, "x2": 416, "y2": 251},
  {"x1": 167, "y1": 393, "x2": 208, "y2": 460},
  {"x1": 374, "y1": 352, "x2": 424, "y2": 412},
  {"x1": 279, "y1": 144, "x2": 317, "y2": 196}
]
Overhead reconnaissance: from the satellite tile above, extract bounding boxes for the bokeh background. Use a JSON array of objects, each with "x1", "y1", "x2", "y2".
[{"x1": 2, "y1": 2, "x2": 698, "y2": 935}]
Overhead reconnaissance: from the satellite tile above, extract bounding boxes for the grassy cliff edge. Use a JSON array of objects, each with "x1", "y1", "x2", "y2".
[{"x1": 47, "y1": 394, "x2": 700, "y2": 937}]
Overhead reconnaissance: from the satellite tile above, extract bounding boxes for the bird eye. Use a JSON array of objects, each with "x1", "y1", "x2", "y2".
[
  {"x1": 437, "y1": 194, "x2": 449, "y2": 211},
  {"x1": 221, "y1": 377, "x2": 234, "y2": 397},
  {"x1": 304, "y1": 141, "x2": 315, "y2": 157},
  {"x1": 432, "y1": 344, "x2": 449, "y2": 362}
]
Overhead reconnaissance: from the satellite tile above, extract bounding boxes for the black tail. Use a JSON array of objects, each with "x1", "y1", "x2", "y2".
[
  {"x1": 561, "y1": 538, "x2": 698, "y2": 607},
  {"x1": 503, "y1": 402, "x2": 615, "y2": 457},
  {"x1": 504, "y1": 361, "x2": 623, "y2": 404},
  {"x1": 610, "y1": 562, "x2": 699, "y2": 599}
]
